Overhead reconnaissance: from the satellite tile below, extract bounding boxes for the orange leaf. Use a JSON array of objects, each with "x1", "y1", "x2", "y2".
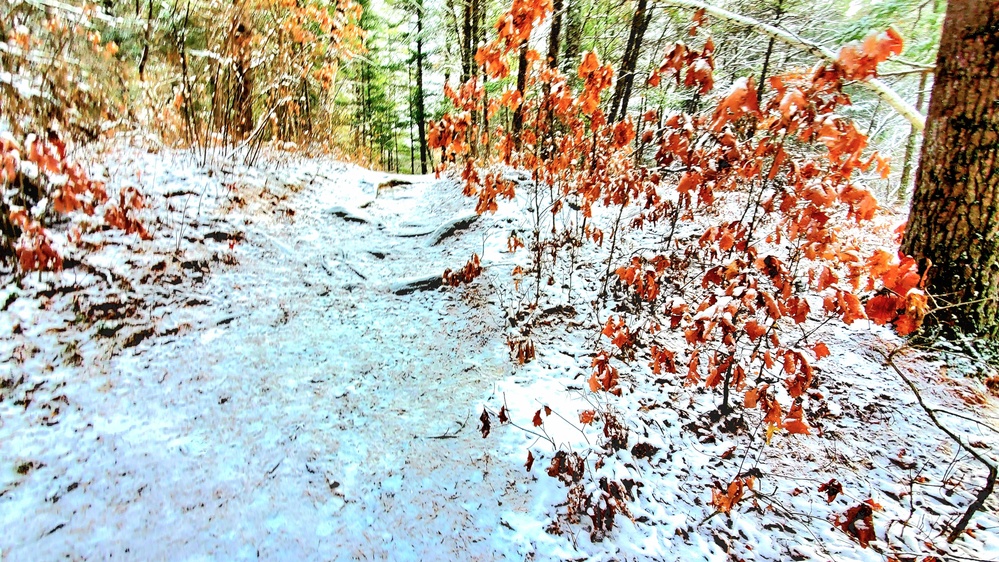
[
  {"x1": 838, "y1": 291, "x2": 867, "y2": 324},
  {"x1": 783, "y1": 403, "x2": 811, "y2": 435},
  {"x1": 761, "y1": 291, "x2": 782, "y2": 320},
  {"x1": 865, "y1": 293, "x2": 900, "y2": 325},
  {"x1": 588, "y1": 373, "x2": 601, "y2": 392},
  {"x1": 612, "y1": 118, "x2": 636, "y2": 148},
  {"x1": 763, "y1": 350, "x2": 775, "y2": 369},
  {"x1": 677, "y1": 170, "x2": 702, "y2": 194},
  {"x1": 745, "y1": 320, "x2": 767, "y2": 341},
  {"x1": 894, "y1": 314, "x2": 918, "y2": 335},
  {"x1": 783, "y1": 418, "x2": 811, "y2": 435},
  {"x1": 578, "y1": 51, "x2": 599, "y2": 77},
  {"x1": 719, "y1": 232, "x2": 735, "y2": 251},
  {"x1": 817, "y1": 266, "x2": 838, "y2": 291},
  {"x1": 835, "y1": 502, "x2": 878, "y2": 548}
]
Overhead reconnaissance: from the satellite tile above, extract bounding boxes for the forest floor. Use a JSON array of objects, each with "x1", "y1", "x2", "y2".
[{"x1": 1, "y1": 147, "x2": 998, "y2": 561}]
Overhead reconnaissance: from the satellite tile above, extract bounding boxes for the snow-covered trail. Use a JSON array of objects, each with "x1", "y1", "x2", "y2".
[
  {"x1": 6, "y1": 152, "x2": 999, "y2": 562},
  {"x1": 1, "y1": 160, "x2": 541, "y2": 560}
]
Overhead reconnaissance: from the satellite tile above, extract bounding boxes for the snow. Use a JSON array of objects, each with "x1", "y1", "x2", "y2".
[{"x1": 1, "y1": 146, "x2": 998, "y2": 561}]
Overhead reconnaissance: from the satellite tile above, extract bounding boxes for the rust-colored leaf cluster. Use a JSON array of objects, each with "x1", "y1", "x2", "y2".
[
  {"x1": 616, "y1": 255, "x2": 669, "y2": 302},
  {"x1": 834, "y1": 499, "x2": 882, "y2": 548},
  {"x1": 589, "y1": 350, "x2": 621, "y2": 395},
  {"x1": 547, "y1": 450, "x2": 586, "y2": 485},
  {"x1": 648, "y1": 38, "x2": 716, "y2": 94},
  {"x1": 442, "y1": 253, "x2": 483, "y2": 287},
  {"x1": 710, "y1": 475, "x2": 755, "y2": 514},
  {"x1": 837, "y1": 28, "x2": 904, "y2": 80},
  {"x1": 506, "y1": 336, "x2": 536, "y2": 364},
  {"x1": 2, "y1": 132, "x2": 149, "y2": 273},
  {"x1": 818, "y1": 478, "x2": 843, "y2": 503},
  {"x1": 104, "y1": 186, "x2": 151, "y2": 240},
  {"x1": 860, "y1": 250, "x2": 929, "y2": 335}
]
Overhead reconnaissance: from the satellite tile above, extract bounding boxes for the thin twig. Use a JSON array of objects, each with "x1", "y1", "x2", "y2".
[{"x1": 882, "y1": 347, "x2": 997, "y2": 542}]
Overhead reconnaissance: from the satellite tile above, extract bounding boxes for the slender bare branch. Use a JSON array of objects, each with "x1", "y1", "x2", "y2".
[{"x1": 882, "y1": 348, "x2": 997, "y2": 543}]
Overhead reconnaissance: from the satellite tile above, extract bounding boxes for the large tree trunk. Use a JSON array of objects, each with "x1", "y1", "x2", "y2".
[
  {"x1": 459, "y1": 0, "x2": 481, "y2": 83},
  {"x1": 901, "y1": 0, "x2": 999, "y2": 338}
]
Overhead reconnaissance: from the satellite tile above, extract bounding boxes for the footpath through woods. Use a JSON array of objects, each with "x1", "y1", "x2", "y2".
[
  {"x1": 0, "y1": 151, "x2": 546, "y2": 560},
  {"x1": 3, "y1": 150, "x2": 999, "y2": 562}
]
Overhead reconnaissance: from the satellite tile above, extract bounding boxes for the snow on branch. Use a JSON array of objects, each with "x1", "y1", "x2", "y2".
[{"x1": 662, "y1": 0, "x2": 926, "y2": 132}]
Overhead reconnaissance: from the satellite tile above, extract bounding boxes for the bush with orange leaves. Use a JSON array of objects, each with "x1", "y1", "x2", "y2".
[{"x1": 1, "y1": 132, "x2": 149, "y2": 274}]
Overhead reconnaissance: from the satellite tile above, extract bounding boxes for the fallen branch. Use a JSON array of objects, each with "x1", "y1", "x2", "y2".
[{"x1": 882, "y1": 348, "x2": 997, "y2": 542}]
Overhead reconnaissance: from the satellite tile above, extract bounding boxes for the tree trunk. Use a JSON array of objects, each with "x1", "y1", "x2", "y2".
[
  {"x1": 898, "y1": 71, "x2": 929, "y2": 198},
  {"x1": 541, "y1": 0, "x2": 563, "y2": 160},
  {"x1": 460, "y1": 0, "x2": 477, "y2": 82},
  {"x1": 512, "y1": 42, "x2": 530, "y2": 149},
  {"x1": 547, "y1": 0, "x2": 563, "y2": 71},
  {"x1": 232, "y1": 16, "x2": 254, "y2": 139},
  {"x1": 901, "y1": 0, "x2": 999, "y2": 338},
  {"x1": 416, "y1": 0, "x2": 428, "y2": 173},
  {"x1": 608, "y1": 0, "x2": 651, "y2": 123},
  {"x1": 561, "y1": 0, "x2": 583, "y2": 75},
  {"x1": 478, "y1": 0, "x2": 489, "y2": 157},
  {"x1": 137, "y1": 0, "x2": 154, "y2": 80},
  {"x1": 408, "y1": 66, "x2": 415, "y2": 173}
]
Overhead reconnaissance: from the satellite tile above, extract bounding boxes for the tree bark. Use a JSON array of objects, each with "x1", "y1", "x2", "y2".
[
  {"x1": 561, "y1": 0, "x2": 583, "y2": 75},
  {"x1": 541, "y1": 0, "x2": 563, "y2": 160},
  {"x1": 408, "y1": 65, "x2": 415, "y2": 173},
  {"x1": 512, "y1": 42, "x2": 530, "y2": 149},
  {"x1": 137, "y1": 0, "x2": 154, "y2": 80},
  {"x1": 901, "y1": 0, "x2": 999, "y2": 338},
  {"x1": 608, "y1": 0, "x2": 651, "y2": 123},
  {"x1": 898, "y1": 71, "x2": 929, "y2": 198},
  {"x1": 547, "y1": 0, "x2": 564, "y2": 71},
  {"x1": 232, "y1": 14, "x2": 253, "y2": 139},
  {"x1": 462, "y1": 0, "x2": 473, "y2": 82},
  {"x1": 459, "y1": 0, "x2": 481, "y2": 83},
  {"x1": 415, "y1": 0, "x2": 428, "y2": 173}
]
